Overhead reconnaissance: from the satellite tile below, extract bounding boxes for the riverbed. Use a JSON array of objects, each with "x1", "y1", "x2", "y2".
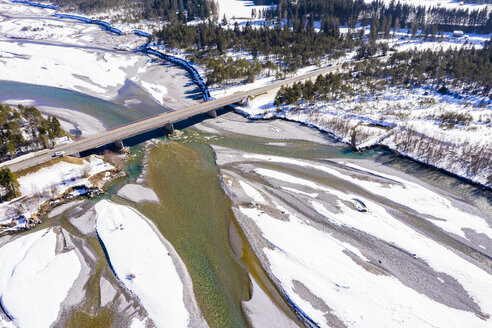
[
  {"x1": 0, "y1": 0, "x2": 491, "y2": 326},
  {"x1": 1, "y1": 105, "x2": 491, "y2": 327}
]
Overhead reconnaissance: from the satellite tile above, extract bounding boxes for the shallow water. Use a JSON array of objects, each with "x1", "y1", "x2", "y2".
[
  {"x1": 128, "y1": 127, "x2": 491, "y2": 326},
  {"x1": 138, "y1": 141, "x2": 251, "y2": 327},
  {"x1": 2, "y1": 81, "x2": 490, "y2": 326},
  {"x1": 0, "y1": 80, "x2": 168, "y2": 128}
]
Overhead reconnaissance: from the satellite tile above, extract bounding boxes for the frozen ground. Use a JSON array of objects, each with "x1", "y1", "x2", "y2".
[
  {"x1": 220, "y1": 74, "x2": 492, "y2": 186},
  {"x1": 363, "y1": 0, "x2": 490, "y2": 11},
  {"x1": 215, "y1": 145, "x2": 492, "y2": 328},
  {"x1": 0, "y1": 155, "x2": 113, "y2": 234},
  {"x1": 0, "y1": 0, "x2": 201, "y2": 108},
  {"x1": 95, "y1": 200, "x2": 207, "y2": 328},
  {"x1": 117, "y1": 184, "x2": 160, "y2": 204},
  {"x1": 0, "y1": 228, "x2": 81, "y2": 328}
]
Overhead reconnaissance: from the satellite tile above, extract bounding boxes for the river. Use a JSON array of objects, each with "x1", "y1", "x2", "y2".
[{"x1": 1, "y1": 72, "x2": 491, "y2": 327}]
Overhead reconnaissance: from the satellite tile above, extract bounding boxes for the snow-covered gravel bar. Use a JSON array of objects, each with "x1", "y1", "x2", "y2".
[
  {"x1": 215, "y1": 145, "x2": 492, "y2": 328},
  {"x1": 95, "y1": 200, "x2": 207, "y2": 328},
  {"x1": 116, "y1": 184, "x2": 159, "y2": 204},
  {"x1": 0, "y1": 228, "x2": 81, "y2": 328}
]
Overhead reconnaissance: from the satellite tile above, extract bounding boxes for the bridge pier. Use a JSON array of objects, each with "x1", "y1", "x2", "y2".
[
  {"x1": 207, "y1": 109, "x2": 217, "y2": 118},
  {"x1": 237, "y1": 96, "x2": 250, "y2": 106},
  {"x1": 114, "y1": 140, "x2": 124, "y2": 150},
  {"x1": 161, "y1": 123, "x2": 174, "y2": 135}
]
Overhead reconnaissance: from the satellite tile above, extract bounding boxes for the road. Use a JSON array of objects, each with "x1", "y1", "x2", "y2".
[{"x1": 1, "y1": 56, "x2": 389, "y2": 172}]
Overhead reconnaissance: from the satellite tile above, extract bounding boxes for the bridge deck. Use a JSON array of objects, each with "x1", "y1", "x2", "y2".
[{"x1": 1, "y1": 56, "x2": 389, "y2": 172}]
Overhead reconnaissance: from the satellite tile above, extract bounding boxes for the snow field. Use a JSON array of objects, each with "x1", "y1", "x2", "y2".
[
  {"x1": 0, "y1": 0, "x2": 53, "y2": 17},
  {"x1": 0, "y1": 156, "x2": 113, "y2": 226},
  {"x1": 244, "y1": 153, "x2": 492, "y2": 241},
  {"x1": 18, "y1": 156, "x2": 111, "y2": 198},
  {"x1": 95, "y1": 200, "x2": 190, "y2": 328},
  {"x1": 0, "y1": 228, "x2": 81, "y2": 328},
  {"x1": 234, "y1": 156, "x2": 492, "y2": 327},
  {"x1": 239, "y1": 205, "x2": 490, "y2": 327},
  {"x1": 0, "y1": 16, "x2": 97, "y2": 42},
  {"x1": 0, "y1": 40, "x2": 139, "y2": 98},
  {"x1": 216, "y1": 0, "x2": 272, "y2": 20},
  {"x1": 139, "y1": 81, "x2": 168, "y2": 106},
  {"x1": 0, "y1": 2, "x2": 176, "y2": 105}
]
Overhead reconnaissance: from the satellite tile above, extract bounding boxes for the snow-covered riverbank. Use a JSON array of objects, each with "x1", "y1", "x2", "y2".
[
  {"x1": 95, "y1": 200, "x2": 207, "y2": 328},
  {"x1": 0, "y1": 228, "x2": 82, "y2": 328},
  {"x1": 0, "y1": 156, "x2": 114, "y2": 234},
  {"x1": 215, "y1": 145, "x2": 492, "y2": 328},
  {"x1": 0, "y1": 0, "x2": 203, "y2": 109},
  {"x1": 214, "y1": 80, "x2": 492, "y2": 188}
]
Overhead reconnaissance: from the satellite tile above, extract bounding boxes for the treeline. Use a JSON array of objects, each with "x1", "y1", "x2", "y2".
[
  {"x1": 156, "y1": 21, "x2": 352, "y2": 71},
  {"x1": 274, "y1": 72, "x2": 353, "y2": 106},
  {"x1": 49, "y1": 0, "x2": 218, "y2": 21},
  {"x1": 190, "y1": 56, "x2": 277, "y2": 86},
  {"x1": 140, "y1": 0, "x2": 218, "y2": 21},
  {"x1": 360, "y1": 41, "x2": 492, "y2": 95},
  {"x1": 259, "y1": 0, "x2": 491, "y2": 33},
  {"x1": 275, "y1": 42, "x2": 492, "y2": 106},
  {"x1": 0, "y1": 104, "x2": 64, "y2": 163},
  {"x1": 264, "y1": 0, "x2": 365, "y2": 26},
  {"x1": 46, "y1": 0, "x2": 490, "y2": 33}
]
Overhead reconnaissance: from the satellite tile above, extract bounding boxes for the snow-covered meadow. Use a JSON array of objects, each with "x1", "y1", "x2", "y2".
[
  {"x1": 216, "y1": 145, "x2": 492, "y2": 328},
  {"x1": 216, "y1": 0, "x2": 273, "y2": 21}
]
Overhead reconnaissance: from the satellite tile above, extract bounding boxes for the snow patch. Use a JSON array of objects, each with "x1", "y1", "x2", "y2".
[
  {"x1": 95, "y1": 200, "x2": 190, "y2": 328},
  {"x1": 0, "y1": 228, "x2": 81, "y2": 328}
]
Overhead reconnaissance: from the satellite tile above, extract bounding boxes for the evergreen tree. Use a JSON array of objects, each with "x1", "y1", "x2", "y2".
[{"x1": 0, "y1": 168, "x2": 19, "y2": 201}]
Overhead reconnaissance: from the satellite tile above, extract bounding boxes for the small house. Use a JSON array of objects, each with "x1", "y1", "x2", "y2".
[{"x1": 453, "y1": 30, "x2": 464, "y2": 38}]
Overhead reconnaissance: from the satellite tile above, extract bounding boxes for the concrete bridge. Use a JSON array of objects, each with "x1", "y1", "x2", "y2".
[{"x1": 1, "y1": 56, "x2": 389, "y2": 172}]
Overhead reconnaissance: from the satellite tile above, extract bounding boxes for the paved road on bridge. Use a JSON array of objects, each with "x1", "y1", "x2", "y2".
[{"x1": 1, "y1": 56, "x2": 389, "y2": 172}]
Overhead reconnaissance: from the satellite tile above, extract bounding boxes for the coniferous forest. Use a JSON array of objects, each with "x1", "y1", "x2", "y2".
[
  {"x1": 275, "y1": 40, "x2": 492, "y2": 107},
  {"x1": 0, "y1": 104, "x2": 65, "y2": 163}
]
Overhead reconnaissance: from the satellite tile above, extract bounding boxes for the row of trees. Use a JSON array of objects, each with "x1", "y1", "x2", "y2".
[
  {"x1": 190, "y1": 56, "x2": 276, "y2": 86},
  {"x1": 0, "y1": 104, "x2": 64, "y2": 163},
  {"x1": 359, "y1": 40, "x2": 492, "y2": 95},
  {"x1": 50, "y1": 0, "x2": 218, "y2": 21},
  {"x1": 264, "y1": 0, "x2": 491, "y2": 32},
  {"x1": 274, "y1": 73, "x2": 351, "y2": 105},
  {"x1": 275, "y1": 41, "x2": 492, "y2": 107},
  {"x1": 156, "y1": 21, "x2": 352, "y2": 71}
]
